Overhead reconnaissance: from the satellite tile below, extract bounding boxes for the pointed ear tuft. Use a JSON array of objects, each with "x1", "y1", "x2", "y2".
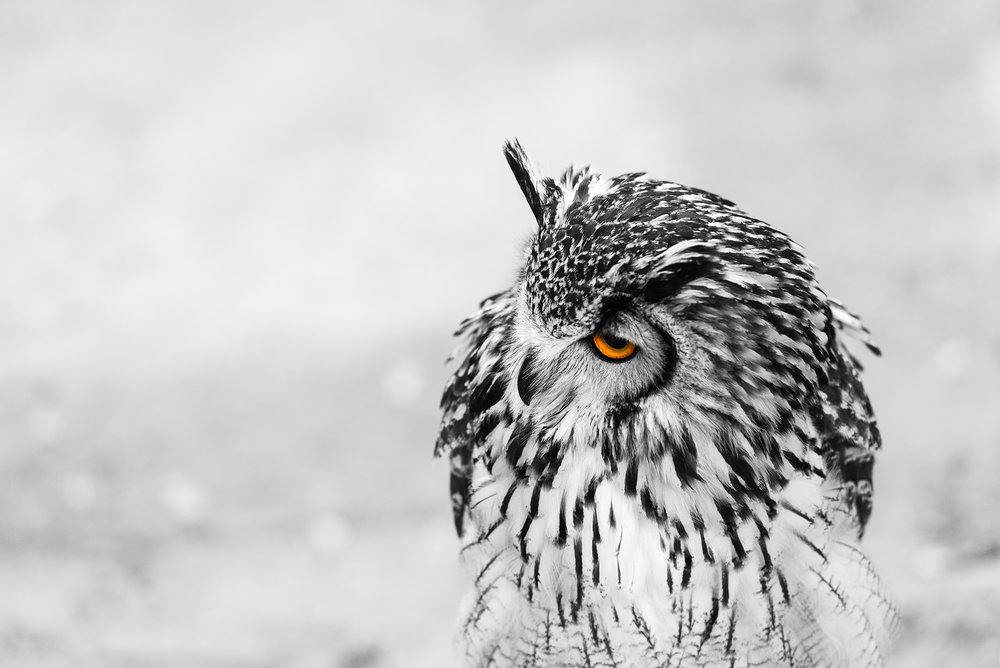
[{"x1": 503, "y1": 138, "x2": 546, "y2": 226}]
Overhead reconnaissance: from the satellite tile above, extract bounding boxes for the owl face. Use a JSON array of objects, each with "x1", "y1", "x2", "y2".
[{"x1": 512, "y1": 299, "x2": 675, "y2": 416}]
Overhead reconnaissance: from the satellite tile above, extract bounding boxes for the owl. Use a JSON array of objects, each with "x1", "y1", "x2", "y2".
[{"x1": 435, "y1": 140, "x2": 895, "y2": 667}]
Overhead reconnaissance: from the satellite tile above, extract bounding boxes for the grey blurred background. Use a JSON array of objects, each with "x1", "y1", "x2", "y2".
[{"x1": 1, "y1": 1, "x2": 999, "y2": 666}]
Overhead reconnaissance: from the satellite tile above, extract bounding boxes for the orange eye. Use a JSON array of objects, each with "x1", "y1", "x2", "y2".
[{"x1": 592, "y1": 333, "x2": 637, "y2": 361}]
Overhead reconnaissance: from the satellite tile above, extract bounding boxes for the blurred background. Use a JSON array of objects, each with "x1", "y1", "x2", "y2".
[{"x1": 1, "y1": 0, "x2": 999, "y2": 666}]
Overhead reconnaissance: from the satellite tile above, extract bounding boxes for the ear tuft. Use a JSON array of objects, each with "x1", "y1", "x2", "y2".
[{"x1": 503, "y1": 138, "x2": 546, "y2": 226}]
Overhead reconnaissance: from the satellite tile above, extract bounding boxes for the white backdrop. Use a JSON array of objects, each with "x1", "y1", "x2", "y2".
[{"x1": 1, "y1": 1, "x2": 998, "y2": 666}]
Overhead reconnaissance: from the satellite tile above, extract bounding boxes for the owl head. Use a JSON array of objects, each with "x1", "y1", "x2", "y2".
[{"x1": 510, "y1": 138, "x2": 836, "y2": 450}]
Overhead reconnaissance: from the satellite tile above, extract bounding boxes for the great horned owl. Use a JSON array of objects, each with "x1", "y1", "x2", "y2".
[{"x1": 436, "y1": 140, "x2": 895, "y2": 667}]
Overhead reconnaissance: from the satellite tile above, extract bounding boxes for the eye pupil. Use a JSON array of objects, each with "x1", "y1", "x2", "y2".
[{"x1": 603, "y1": 333, "x2": 628, "y2": 349}]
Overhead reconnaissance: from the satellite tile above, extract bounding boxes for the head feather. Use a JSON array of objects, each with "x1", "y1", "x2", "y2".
[{"x1": 503, "y1": 138, "x2": 551, "y2": 227}]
